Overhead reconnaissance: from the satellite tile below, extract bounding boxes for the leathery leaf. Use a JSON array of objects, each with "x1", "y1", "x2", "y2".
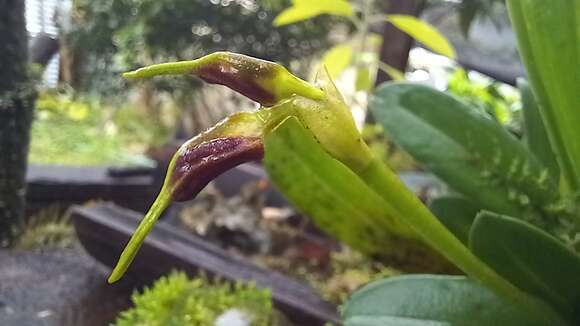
[
  {"x1": 507, "y1": 0, "x2": 580, "y2": 192},
  {"x1": 370, "y1": 82, "x2": 562, "y2": 230},
  {"x1": 343, "y1": 275, "x2": 545, "y2": 326},
  {"x1": 263, "y1": 116, "x2": 443, "y2": 268},
  {"x1": 470, "y1": 211, "x2": 580, "y2": 323}
]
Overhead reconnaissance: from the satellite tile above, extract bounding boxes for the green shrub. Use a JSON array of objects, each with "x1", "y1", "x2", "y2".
[
  {"x1": 31, "y1": 90, "x2": 169, "y2": 166},
  {"x1": 447, "y1": 68, "x2": 520, "y2": 126},
  {"x1": 114, "y1": 272, "x2": 275, "y2": 326}
]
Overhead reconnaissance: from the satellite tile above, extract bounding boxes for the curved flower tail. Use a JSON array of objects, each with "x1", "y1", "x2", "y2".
[
  {"x1": 123, "y1": 51, "x2": 324, "y2": 106},
  {"x1": 108, "y1": 112, "x2": 264, "y2": 283}
]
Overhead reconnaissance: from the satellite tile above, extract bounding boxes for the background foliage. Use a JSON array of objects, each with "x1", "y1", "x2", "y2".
[
  {"x1": 66, "y1": 0, "x2": 336, "y2": 95},
  {"x1": 30, "y1": 90, "x2": 169, "y2": 165}
]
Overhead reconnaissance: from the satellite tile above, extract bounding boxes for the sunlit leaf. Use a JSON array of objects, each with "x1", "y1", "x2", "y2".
[
  {"x1": 273, "y1": 0, "x2": 354, "y2": 26},
  {"x1": 386, "y1": 15, "x2": 456, "y2": 59},
  {"x1": 321, "y1": 44, "x2": 353, "y2": 78},
  {"x1": 273, "y1": 7, "x2": 322, "y2": 26}
]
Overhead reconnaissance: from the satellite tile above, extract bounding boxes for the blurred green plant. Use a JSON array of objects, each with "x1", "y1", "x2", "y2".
[
  {"x1": 30, "y1": 91, "x2": 170, "y2": 165},
  {"x1": 36, "y1": 89, "x2": 91, "y2": 121},
  {"x1": 273, "y1": 0, "x2": 456, "y2": 91},
  {"x1": 66, "y1": 0, "x2": 334, "y2": 95},
  {"x1": 447, "y1": 68, "x2": 520, "y2": 126},
  {"x1": 361, "y1": 123, "x2": 417, "y2": 172},
  {"x1": 114, "y1": 271, "x2": 274, "y2": 326},
  {"x1": 312, "y1": 250, "x2": 399, "y2": 305}
]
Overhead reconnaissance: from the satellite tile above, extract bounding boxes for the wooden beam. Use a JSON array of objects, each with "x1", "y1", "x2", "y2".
[
  {"x1": 26, "y1": 164, "x2": 156, "y2": 212},
  {"x1": 71, "y1": 203, "x2": 340, "y2": 325},
  {"x1": 376, "y1": 0, "x2": 426, "y2": 84}
]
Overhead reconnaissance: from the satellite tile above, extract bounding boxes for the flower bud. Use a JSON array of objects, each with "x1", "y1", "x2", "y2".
[
  {"x1": 108, "y1": 112, "x2": 264, "y2": 283},
  {"x1": 259, "y1": 68, "x2": 374, "y2": 172},
  {"x1": 123, "y1": 52, "x2": 324, "y2": 107},
  {"x1": 167, "y1": 111, "x2": 265, "y2": 201},
  {"x1": 170, "y1": 137, "x2": 264, "y2": 201}
]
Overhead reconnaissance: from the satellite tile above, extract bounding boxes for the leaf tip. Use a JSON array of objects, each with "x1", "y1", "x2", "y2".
[
  {"x1": 272, "y1": 16, "x2": 285, "y2": 27},
  {"x1": 122, "y1": 70, "x2": 139, "y2": 80},
  {"x1": 107, "y1": 271, "x2": 121, "y2": 284}
]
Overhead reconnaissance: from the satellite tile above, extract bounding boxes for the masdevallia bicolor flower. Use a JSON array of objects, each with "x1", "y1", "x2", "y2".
[{"x1": 108, "y1": 52, "x2": 414, "y2": 283}]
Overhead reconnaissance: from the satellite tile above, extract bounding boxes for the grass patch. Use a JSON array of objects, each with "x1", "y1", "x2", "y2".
[{"x1": 29, "y1": 91, "x2": 171, "y2": 166}]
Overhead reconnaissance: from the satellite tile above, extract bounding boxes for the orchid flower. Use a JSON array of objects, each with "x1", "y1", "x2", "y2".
[{"x1": 108, "y1": 52, "x2": 380, "y2": 282}]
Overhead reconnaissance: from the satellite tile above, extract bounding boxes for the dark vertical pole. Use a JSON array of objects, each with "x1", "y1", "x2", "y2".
[
  {"x1": 0, "y1": 0, "x2": 36, "y2": 246},
  {"x1": 375, "y1": 0, "x2": 426, "y2": 84}
]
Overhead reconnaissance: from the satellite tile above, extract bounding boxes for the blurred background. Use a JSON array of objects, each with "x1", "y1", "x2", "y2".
[{"x1": 1, "y1": 0, "x2": 528, "y2": 325}]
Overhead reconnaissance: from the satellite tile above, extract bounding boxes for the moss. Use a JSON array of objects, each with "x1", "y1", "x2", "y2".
[
  {"x1": 361, "y1": 123, "x2": 418, "y2": 172},
  {"x1": 114, "y1": 272, "x2": 276, "y2": 326},
  {"x1": 301, "y1": 250, "x2": 399, "y2": 305},
  {"x1": 13, "y1": 206, "x2": 77, "y2": 250}
]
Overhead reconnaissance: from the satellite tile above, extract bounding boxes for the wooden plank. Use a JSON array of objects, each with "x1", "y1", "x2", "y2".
[
  {"x1": 25, "y1": 163, "x2": 288, "y2": 211},
  {"x1": 71, "y1": 203, "x2": 340, "y2": 325},
  {"x1": 26, "y1": 164, "x2": 156, "y2": 212},
  {"x1": 26, "y1": 164, "x2": 155, "y2": 201}
]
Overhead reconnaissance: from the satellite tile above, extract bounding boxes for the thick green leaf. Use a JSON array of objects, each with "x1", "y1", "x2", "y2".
[
  {"x1": 370, "y1": 82, "x2": 561, "y2": 226},
  {"x1": 507, "y1": 0, "x2": 580, "y2": 192},
  {"x1": 263, "y1": 116, "x2": 436, "y2": 262},
  {"x1": 470, "y1": 211, "x2": 580, "y2": 322},
  {"x1": 386, "y1": 15, "x2": 456, "y2": 59},
  {"x1": 321, "y1": 44, "x2": 353, "y2": 79},
  {"x1": 343, "y1": 275, "x2": 544, "y2": 326},
  {"x1": 265, "y1": 117, "x2": 565, "y2": 325},
  {"x1": 273, "y1": 0, "x2": 353, "y2": 26},
  {"x1": 429, "y1": 196, "x2": 480, "y2": 244},
  {"x1": 345, "y1": 315, "x2": 444, "y2": 326},
  {"x1": 518, "y1": 78, "x2": 560, "y2": 181}
]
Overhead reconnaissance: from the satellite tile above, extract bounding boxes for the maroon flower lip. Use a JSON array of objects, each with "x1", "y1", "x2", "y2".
[
  {"x1": 195, "y1": 59, "x2": 277, "y2": 106},
  {"x1": 170, "y1": 136, "x2": 265, "y2": 201}
]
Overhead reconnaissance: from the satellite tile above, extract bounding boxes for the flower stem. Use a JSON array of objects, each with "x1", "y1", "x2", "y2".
[{"x1": 108, "y1": 188, "x2": 172, "y2": 283}]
